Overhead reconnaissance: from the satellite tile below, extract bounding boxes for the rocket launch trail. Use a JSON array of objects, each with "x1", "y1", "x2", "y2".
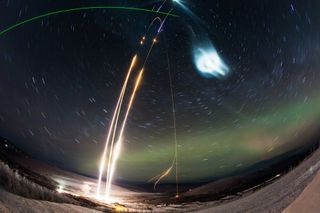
[
  {"x1": 96, "y1": 23, "x2": 167, "y2": 202},
  {"x1": 96, "y1": 55, "x2": 137, "y2": 197},
  {"x1": 96, "y1": 1, "x2": 180, "y2": 201}
]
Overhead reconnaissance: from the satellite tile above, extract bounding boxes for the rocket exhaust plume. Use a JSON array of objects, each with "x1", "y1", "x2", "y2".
[
  {"x1": 96, "y1": 4, "x2": 179, "y2": 201},
  {"x1": 96, "y1": 57, "x2": 144, "y2": 201},
  {"x1": 96, "y1": 35, "x2": 155, "y2": 201},
  {"x1": 96, "y1": 55, "x2": 137, "y2": 198},
  {"x1": 105, "y1": 69, "x2": 144, "y2": 198}
]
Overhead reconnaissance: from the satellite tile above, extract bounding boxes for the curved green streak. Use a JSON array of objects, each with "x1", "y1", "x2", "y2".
[{"x1": 0, "y1": 6, "x2": 178, "y2": 36}]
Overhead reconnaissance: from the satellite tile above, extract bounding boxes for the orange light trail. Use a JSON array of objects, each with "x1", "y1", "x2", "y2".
[
  {"x1": 96, "y1": 5, "x2": 179, "y2": 201},
  {"x1": 148, "y1": 48, "x2": 179, "y2": 198},
  {"x1": 96, "y1": 38, "x2": 156, "y2": 201},
  {"x1": 97, "y1": 55, "x2": 137, "y2": 197},
  {"x1": 106, "y1": 69, "x2": 144, "y2": 197}
]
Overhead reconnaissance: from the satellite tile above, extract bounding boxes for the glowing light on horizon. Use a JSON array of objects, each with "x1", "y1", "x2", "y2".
[{"x1": 57, "y1": 185, "x2": 64, "y2": 193}]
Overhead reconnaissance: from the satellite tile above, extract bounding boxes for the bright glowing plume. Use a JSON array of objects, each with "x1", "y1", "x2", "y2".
[{"x1": 193, "y1": 44, "x2": 230, "y2": 79}]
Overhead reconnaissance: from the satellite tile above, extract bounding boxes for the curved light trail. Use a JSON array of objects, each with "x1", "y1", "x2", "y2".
[
  {"x1": 0, "y1": 2, "x2": 181, "y2": 202},
  {"x1": 96, "y1": 55, "x2": 137, "y2": 197},
  {"x1": 0, "y1": 6, "x2": 178, "y2": 37}
]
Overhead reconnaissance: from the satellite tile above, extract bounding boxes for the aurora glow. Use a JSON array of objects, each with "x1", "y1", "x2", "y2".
[
  {"x1": 1, "y1": 0, "x2": 320, "y2": 187},
  {"x1": 116, "y1": 95, "x2": 320, "y2": 182}
]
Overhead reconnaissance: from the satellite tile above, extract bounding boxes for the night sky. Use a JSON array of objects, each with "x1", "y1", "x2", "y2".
[{"x1": 1, "y1": 0, "x2": 320, "y2": 183}]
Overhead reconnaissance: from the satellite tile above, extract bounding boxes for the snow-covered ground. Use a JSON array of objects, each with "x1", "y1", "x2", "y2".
[
  {"x1": 188, "y1": 147, "x2": 320, "y2": 213},
  {"x1": 1, "y1": 144, "x2": 320, "y2": 212},
  {"x1": 0, "y1": 188, "x2": 100, "y2": 213}
]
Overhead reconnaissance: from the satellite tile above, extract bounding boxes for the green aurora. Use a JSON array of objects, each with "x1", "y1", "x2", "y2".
[{"x1": 112, "y1": 95, "x2": 320, "y2": 182}]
